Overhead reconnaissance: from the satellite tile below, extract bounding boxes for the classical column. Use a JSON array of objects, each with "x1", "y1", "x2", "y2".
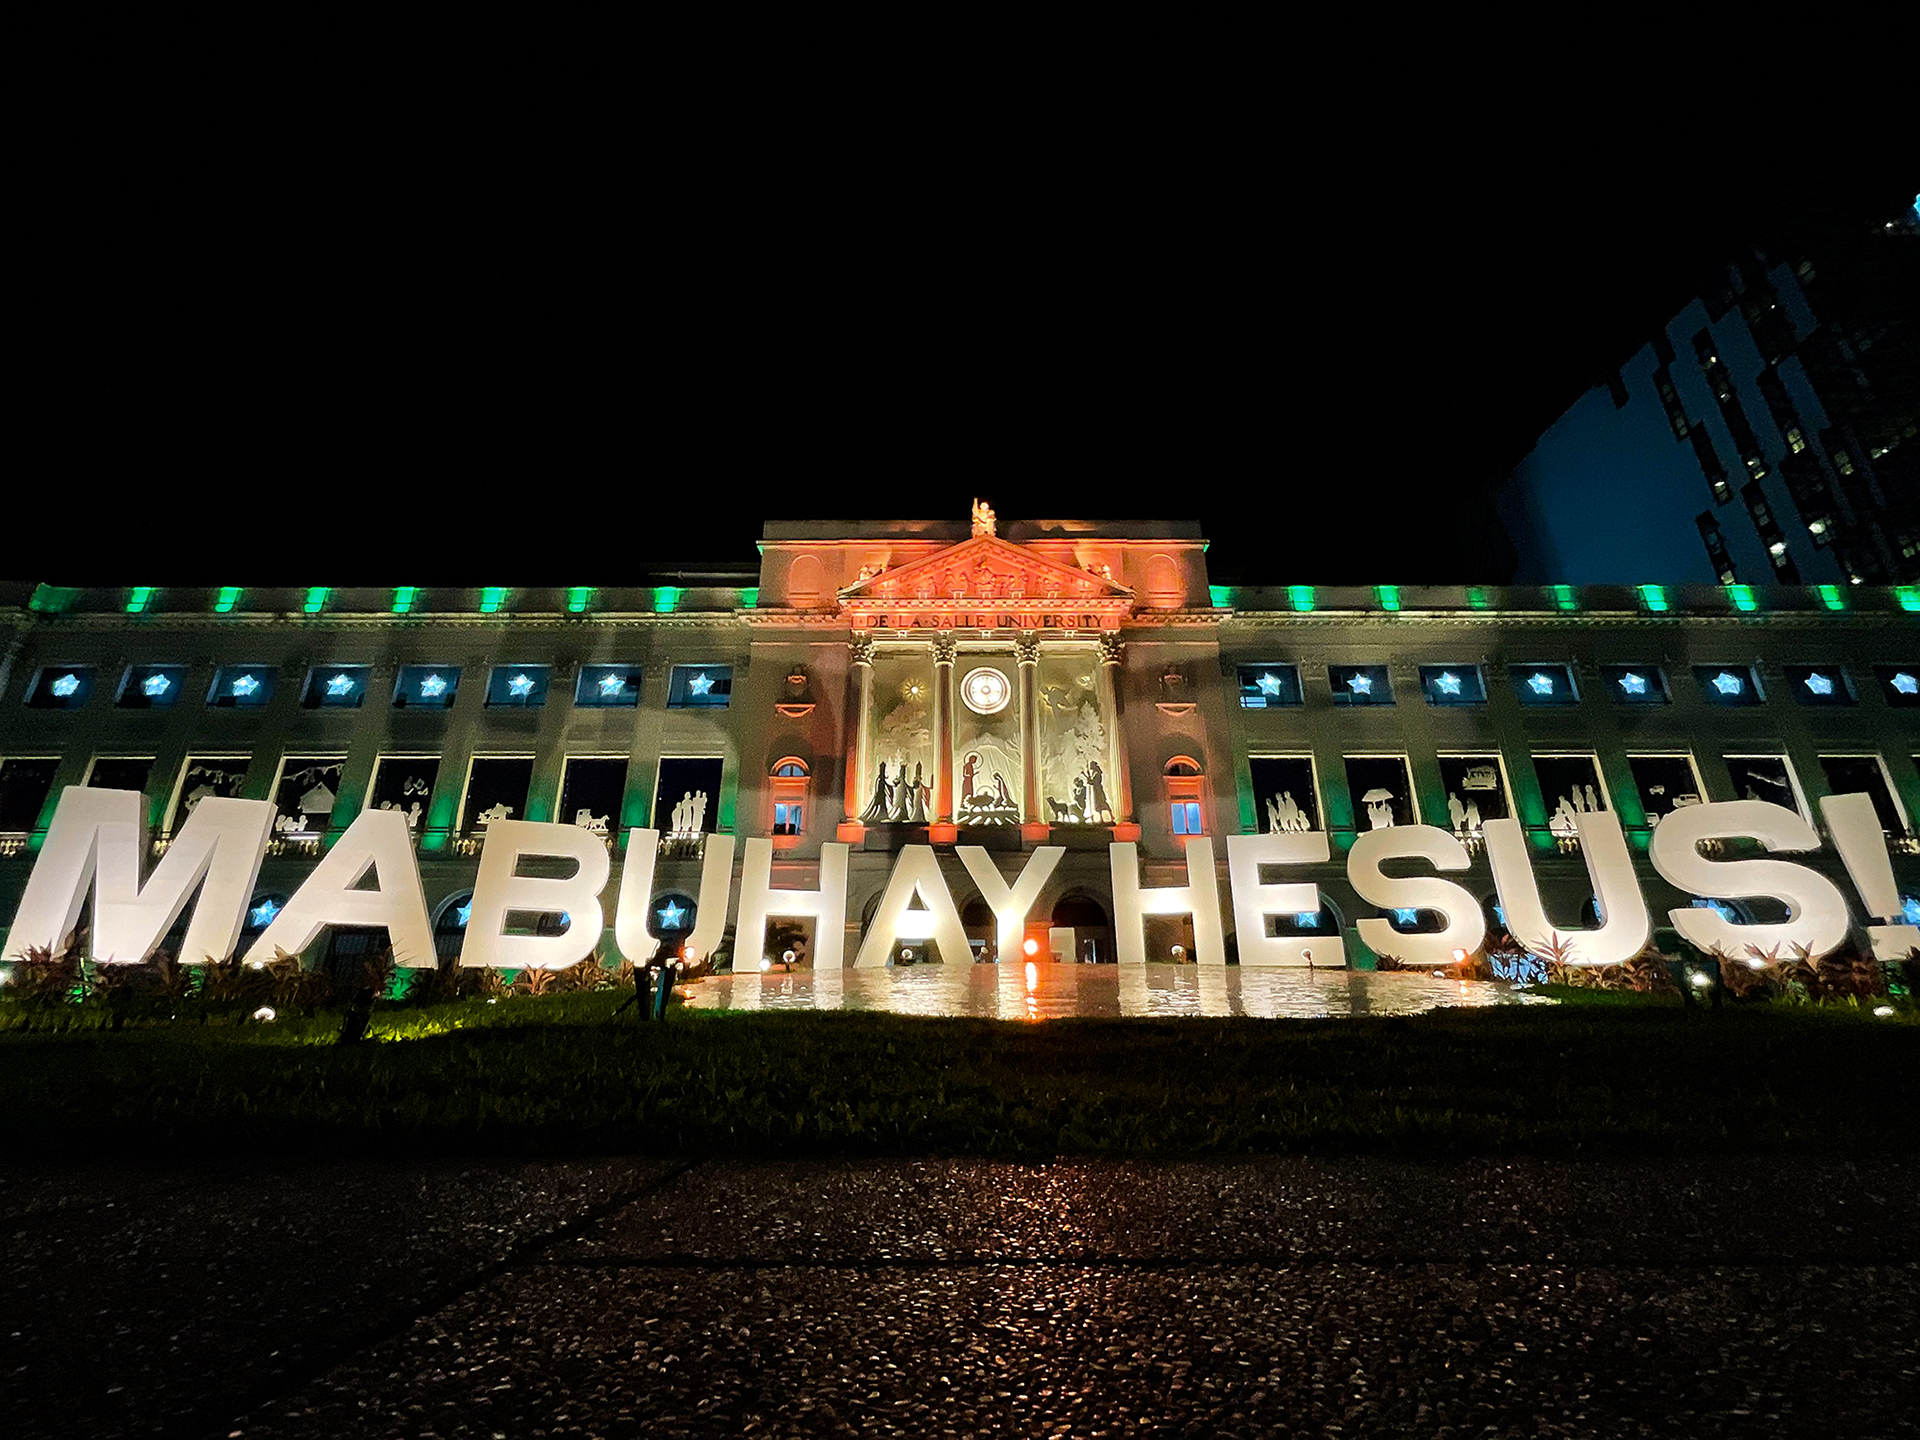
[
  {"x1": 1015, "y1": 631, "x2": 1043, "y2": 836},
  {"x1": 839, "y1": 632, "x2": 875, "y2": 842},
  {"x1": 930, "y1": 632, "x2": 957, "y2": 840},
  {"x1": 1096, "y1": 632, "x2": 1135, "y2": 833}
]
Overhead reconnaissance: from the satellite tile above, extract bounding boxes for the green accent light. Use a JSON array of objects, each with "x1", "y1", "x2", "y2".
[
  {"x1": 126, "y1": 586, "x2": 155, "y2": 615},
  {"x1": 1897, "y1": 586, "x2": 1920, "y2": 613},
  {"x1": 1815, "y1": 584, "x2": 1846, "y2": 611},
  {"x1": 479, "y1": 586, "x2": 509, "y2": 614},
  {"x1": 214, "y1": 586, "x2": 243, "y2": 613},
  {"x1": 1208, "y1": 584, "x2": 1233, "y2": 609},
  {"x1": 1375, "y1": 584, "x2": 1401, "y2": 612},
  {"x1": 653, "y1": 585, "x2": 682, "y2": 614},
  {"x1": 567, "y1": 586, "x2": 594, "y2": 614},
  {"x1": 1466, "y1": 586, "x2": 1493, "y2": 610},
  {"x1": 738, "y1": 587, "x2": 759, "y2": 610},
  {"x1": 1548, "y1": 585, "x2": 1579, "y2": 611},
  {"x1": 1637, "y1": 584, "x2": 1668, "y2": 613},
  {"x1": 29, "y1": 585, "x2": 80, "y2": 615},
  {"x1": 1727, "y1": 584, "x2": 1759, "y2": 613},
  {"x1": 392, "y1": 586, "x2": 420, "y2": 615},
  {"x1": 303, "y1": 586, "x2": 330, "y2": 615},
  {"x1": 1287, "y1": 584, "x2": 1315, "y2": 613}
]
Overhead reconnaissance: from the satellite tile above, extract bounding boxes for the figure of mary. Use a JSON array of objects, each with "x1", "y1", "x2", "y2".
[
  {"x1": 860, "y1": 761, "x2": 892, "y2": 822},
  {"x1": 907, "y1": 762, "x2": 927, "y2": 822},
  {"x1": 1086, "y1": 760, "x2": 1114, "y2": 823}
]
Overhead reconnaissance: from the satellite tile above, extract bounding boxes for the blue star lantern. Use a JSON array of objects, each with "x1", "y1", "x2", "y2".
[
  {"x1": 687, "y1": 671, "x2": 713, "y2": 697},
  {"x1": 1893, "y1": 672, "x2": 1918, "y2": 695},
  {"x1": 1347, "y1": 673, "x2": 1372, "y2": 694},
  {"x1": 1618, "y1": 672, "x2": 1648, "y2": 695},
  {"x1": 142, "y1": 673, "x2": 171, "y2": 697},
  {"x1": 50, "y1": 673, "x2": 80, "y2": 697},
  {"x1": 230, "y1": 673, "x2": 260, "y2": 697},
  {"x1": 1433, "y1": 671, "x2": 1462, "y2": 695},
  {"x1": 1255, "y1": 672, "x2": 1282, "y2": 696},
  {"x1": 1527, "y1": 672, "x2": 1555, "y2": 695},
  {"x1": 1712, "y1": 671, "x2": 1744, "y2": 696},
  {"x1": 1803, "y1": 672, "x2": 1833, "y2": 696},
  {"x1": 455, "y1": 902, "x2": 472, "y2": 927},
  {"x1": 598, "y1": 671, "x2": 626, "y2": 696},
  {"x1": 508, "y1": 673, "x2": 536, "y2": 698},
  {"x1": 249, "y1": 898, "x2": 280, "y2": 927},
  {"x1": 656, "y1": 899, "x2": 688, "y2": 929},
  {"x1": 420, "y1": 673, "x2": 447, "y2": 698},
  {"x1": 326, "y1": 672, "x2": 356, "y2": 697}
]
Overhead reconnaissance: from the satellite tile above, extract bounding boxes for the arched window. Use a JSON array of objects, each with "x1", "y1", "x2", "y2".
[
  {"x1": 787, "y1": 555, "x2": 825, "y2": 608},
  {"x1": 434, "y1": 891, "x2": 473, "y2": 963},
  {"x1": 1163, "y1": 756, "x2": 1206, "y2": 837},
  {"x1": 1144, "y1": 553, "x2": 1182, "y2": 608},
  {"x1": 770, "y1": 756, "x2": 809, "y2": 844}
]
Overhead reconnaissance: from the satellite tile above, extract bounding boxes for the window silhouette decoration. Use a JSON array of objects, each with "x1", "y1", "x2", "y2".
[
  {"x1": 1436, "y1": 754, "x2": 1509, "y2": 838},
  {"x1": 1534, "y1": 754, "x2": 1610, "y2": 840},
  {"x1": 1724, "y1": 754, "x2": 1807, "y2": 821},
  {"x1": 1511, "y1": 663, "x2": 1578, "y2": 706},
  {"x1": 210, "y1": 666, "x2": 274, "y2": 708},
  {"x1": 1329, "y1": 664, "x2": 1393, "y2": 705},
  {"x1": 168, "y1": 755, "x2": 251, "y2": 831},
  {"x1": 85, "y1": 756, "x2": 155, "y2": 793},
  {"x1": 667, "y1": 665, "x2": 731, "y2": 708},
  {"x1": 27, "y1": 667, "x2": 92, "y2": 709},
  {"x1": 1628, "y1": 754, "x2": 1705, "y2": 827},
  {"x1": 486, "y1": 665, "x2": 550, "y2": 707},
  {"x1": 302, "y1": 666, "x2": 369, "y2": 709},
  {"x1": 272, "y1": 756, "x2": 346, "y2": 838},
  {"x1": 118, "y1": 665, "x2": 186, "y2": 709},
  {"x1": 1237, "y1": 664, "x2": 1302, "y2": 708},
  {"x1": 1818, "y1": 755, "x2": 1905, "y2": 835},
  {"x1": 394, "y1": 666, "x2": 461, "y2": 708},
  {"x1": 1420, "y1": 666, "x2": 1486, "y2": 705},
  {"x1": 369, "y1": 755, "x2": 440, "y2": 833},
  {"x1": 558, "y1": 756, "x2": 627, "y2": 839},
  {"x1": 1164, "y1": 756, "x2": 1206, "y2": 837},
  {"x1": 655, "y1": 756, "x2": 724, "y2": 837},
  {"x1": 460, "y1": 757, "x2": 535, "y2": 836},
  {"x1": 1344, "y1": 755, "x2": 1415, "y2": 830},
  {"x1": 1694, "y1": 665, "x2": 1762, "y2": 706},
  {"x1": 576, "y1": 664, "x2": 641, "y2": 708},
  {"x1": 1250, "y1": 755, "x2": 1319, "y2": 833},
  {"x1": 1601, "y1": 665, "x2": 1669, "y2": 704}
]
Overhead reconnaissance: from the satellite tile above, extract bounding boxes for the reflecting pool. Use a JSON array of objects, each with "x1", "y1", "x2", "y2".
[{"x1": 682, "y1": 962, "x2": 1555, "y2": 1020}]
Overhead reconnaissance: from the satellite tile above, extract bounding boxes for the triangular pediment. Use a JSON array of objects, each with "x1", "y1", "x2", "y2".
[{"x1": 838, "y1": 534, "x2": 1133, "y2": 607}]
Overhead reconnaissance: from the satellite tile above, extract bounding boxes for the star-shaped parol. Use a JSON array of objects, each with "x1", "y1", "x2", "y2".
[
  {"x1": 249, "y1": 899, "x2": 280, "y2": 927},
  {"x1": 1346, "y1": 673, "x2": 1372, "y2": 694},
  {"x1": 1712, "y1": 671, "x2": 1744, "y2": 695},
  {"x1": 455, "y1": 903, "x2": 472, "y2": 927},
  {"x1": 49, "y1": 673, "x2": 80, "y2": 697},
  {"x1": 657, "y1": 899, "x2": 688, "y2": 928},
  {"x1": 597, "y1": 670, "x2": 626, "y2": 696},
  {"x1": 1618, "y1": 672, "x2": 1648, "y2": 695},
  {"x1": 1803, "y1": 672, "x2": 1833, "y2": 696},
  {"x1": 687, "y1": 671, "x2": 714, "y2": 696},
  {"x1": 1433, "y1": 671, "x2": 1462, "y2": 695},
  {"x1": 507, "y1": 673, "x2": 535, "y2": 697},
  {"x1": 142, "y1": 673, "x2": 171, "y2": 697},
  {"x1": 326, "y1": 672, "x2": 356, "y2": 697},
  {"x1": 1255, "y1": 672, "x2": 1282, "y2": 696},
  {"x1": 1527, "y1": 672, "x2": 1555, "y2": 695},
  {"x1": 230, "y1": 673, "x2": 260, "y2": 697},
  {"x1": 1893, "y1": 672, "x2": 1918, "y2": 695},
  {"x1": 419, "y1": 673, "x2": 448, "y2": 698}
]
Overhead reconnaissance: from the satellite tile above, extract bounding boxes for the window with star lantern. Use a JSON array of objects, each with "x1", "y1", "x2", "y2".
[
  {"x1": 667, "y1": 664, "x2": 732, "y2": 708},
  {"x1": 486, "y1": 665, "x2": 550, "y2": 708}
]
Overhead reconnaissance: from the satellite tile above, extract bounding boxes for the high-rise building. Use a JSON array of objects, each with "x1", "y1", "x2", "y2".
[{"x1": 1500, "y1": 196, "x2": 1919, "y2": 588}]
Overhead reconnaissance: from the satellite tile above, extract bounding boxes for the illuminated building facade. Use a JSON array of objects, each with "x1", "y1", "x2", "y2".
[{"x1": 3, "y1": 509, "x2": 1918, "y2": 968}]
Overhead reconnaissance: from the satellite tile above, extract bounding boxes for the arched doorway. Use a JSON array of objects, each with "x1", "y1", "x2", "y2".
[
  {"x1": 961, "y1": 897, "x2": 996, "y2": 962},
  {"x1": 1052, "y1": 891, "x2": 1112, "y2": 964}
]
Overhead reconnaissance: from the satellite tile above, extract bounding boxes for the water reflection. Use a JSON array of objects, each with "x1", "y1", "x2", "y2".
[{"x1": 684, "y1": 962, "x2": 1555, "y2": 1020}]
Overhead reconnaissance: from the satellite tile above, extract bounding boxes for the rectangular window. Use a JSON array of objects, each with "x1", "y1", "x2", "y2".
[
  {"x1": 1782, "y1": 665, "x2": 1854, "y2": 706},
  {"x1": 1328, "y1": 664, "x2": 1393, "y2": 705},
  {"x1": 1237, "y1": 663, "x2": 1302, "y2": 708},
  {"x1": 208, "y1": 665, "x2": 274, "y2": 708},
  {"x1": 1724, "y1": 754, "x2": 1810, "y2": 821},
  {"x1": 460, "y1": 756, "x2": 535, "y2": 836},
  {"x1": 1628, "y1": 754, "x2": 1707, "y2": 828},
  {"x1": 84, "y1": 756, "x2": 156, "y2": 793},
  {"x1": 486, "y1": 665, "x2": 551, "y2": 707},
  {"x1": 1420, "y1": 665, "x2": 1486, "y2": 705},
  {"x1": 1534, "y1": 754, "x2": 1610, "y2": 838},
  {"x1": 166, "y1": 755, "x2": 251, "y2": 832},
  {"x1": 1694, "y1": 664, "x2": 1763, "y2": 705},
  {"x1": 1249, "y1": 755, "x2": 1321, "y2": 834},
  {"x1": 666, "y1": 664, "x2": 732, "y2": 708},
  {"x1": 1435, "y1": 754, "x2": 1511, "y2": 837},
  {"x1": 575, "y1": 664, "x2": 642, "y2": 708},
  {"x1": 369, "y1": 755, "x2": 439, "y2": 834},
  {"x1": 270, "y1": 755, "x2": 346, "y2": 837},
  {"x1": 774, "y1": 800, "x2": 804, "y2": 835},
  {"x1": 0, "y1": 756, "x2": 60, "y2": 837},
  {"x1": 1511, "y1": 663, "x2": 1579, "y2": 705},
  {"x1": 1819, "y1": 755, "x2": 1907, "y2": 835},
  {"x1": 1873, "y1": 666, "x2": 1920, "y2": 707},
  {"x1": 393, "y1": 665, "x2": 461, "y2": 708},
  {"x1": 117, "y1": 665, "x2": 187, "y2": 708},
  {"x1": 558, "y1": 756, "x2": 627, "y2": 838},
  {"x1": 302, "y1": 665, "x2": 369, "y2": 709},
  {"x1": 1344, "y1": 754, "x2": 1416, "y2": 830},
  {"x1": 1170, "y1": 800, "x2": 1204, "y2": 835},
  {"x1": 26, "y1": 666, "x2": 92, "y2": 709},
  {"x1": 654, "y1": 756, "x2": 725, "y2": 834},
  {"x1": 1600, "y1": 665, "x2": 1669, "y2": 704}
]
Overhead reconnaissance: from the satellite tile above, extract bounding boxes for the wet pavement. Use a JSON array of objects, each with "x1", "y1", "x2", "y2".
[
  {"x1": 4, "y1": 1157, "x2": 1916, "y2": 1438},
  {"x1": 685, "y1": 961, "x2": 1556, "y2": 1019}
]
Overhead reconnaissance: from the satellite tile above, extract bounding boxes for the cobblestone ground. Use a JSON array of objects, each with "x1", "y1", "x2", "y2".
[{"x1": 3, "y1": 1156, "x2": 1916, "y2": 1438}]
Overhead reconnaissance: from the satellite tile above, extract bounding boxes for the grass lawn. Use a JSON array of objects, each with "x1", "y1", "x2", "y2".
[{"x1": 2, "y1": 989, "x2": 1914, "y2": 1161}]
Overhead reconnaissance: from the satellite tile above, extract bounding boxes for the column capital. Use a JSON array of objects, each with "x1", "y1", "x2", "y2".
[
  {"x1": 1098, "y1": 634, "x2": 1124, "y2": 666},
  {"x1": 1013, "y1": 632, "x2": 1041, "y2": 666},
  {"x1": 849, "y1": 632, "x2": 875, "y2": 667},
  {"x1": 932, "y1": 632, "x2": 958, "y2": 666}
]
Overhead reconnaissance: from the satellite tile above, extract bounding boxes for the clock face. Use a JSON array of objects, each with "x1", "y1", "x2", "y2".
[{"x1": 960, "y1": 666, "x2": 1011, "y2": 715}]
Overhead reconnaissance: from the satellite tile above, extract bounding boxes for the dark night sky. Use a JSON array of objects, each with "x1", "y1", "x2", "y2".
[{"x1": 28, "y1": 81, "x2": 1916, "y2": 590}]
